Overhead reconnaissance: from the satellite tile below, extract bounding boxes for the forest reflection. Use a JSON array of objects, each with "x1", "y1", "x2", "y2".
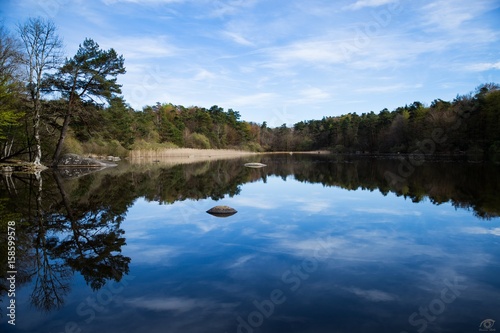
[{"x1": 0, "y1": 154, "x2": 499, "y2": 314}]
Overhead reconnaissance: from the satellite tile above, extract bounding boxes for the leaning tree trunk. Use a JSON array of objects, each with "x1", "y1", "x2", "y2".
[{"x1": 52, "y1": 109, "x2": 72, "y2": 167}]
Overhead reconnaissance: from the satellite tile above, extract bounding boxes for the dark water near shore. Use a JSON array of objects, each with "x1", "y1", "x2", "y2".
[{"x1": 1, "y1": 155, "x2": 500, "y2": 333}]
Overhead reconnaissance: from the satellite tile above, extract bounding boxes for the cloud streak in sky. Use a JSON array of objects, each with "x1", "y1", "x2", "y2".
[{"x1": 344, "y1": 0, "x2": 399, "y2": 11}]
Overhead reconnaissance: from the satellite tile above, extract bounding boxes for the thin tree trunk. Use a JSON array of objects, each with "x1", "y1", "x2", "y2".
[
  {"x1": 33, "y1": 103, "x2": 42, "y2": 166},
  {"x1": 6, "y1": 138, "x2": 14, "y2": 157},
  {"x1": 1, "y1": 138, "x2": 14, "y2": 160},
  {"x1": 24, "y1": 117, "x2": 33, "y2": 162},
  {"x1": 52, "y1": 109, "x2": 71, "y2": 166}
]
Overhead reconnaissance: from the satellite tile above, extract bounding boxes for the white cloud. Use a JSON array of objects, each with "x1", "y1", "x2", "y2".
[
  {"x1": 466, "y1": 61, "x2": 500, "y2": 72},
  {"x1": 193, "y1": 69, "x2": 217, "y2": 81},
  {"x1": 462, "y1": 227, "x2": 500, "y2": 237},
  {"x1": 209, "y1": 0, "x2": 260, "y2": 18},
  {"x1": 102, "y1": 0, "x2": 185, "y2": 4},
  {"x1": 299, "y1": 87, "x2": 331, "y2": 100},
  {"x1": 354, "y1": 208, "x2": 422, "y2": 216},
  {"x1": 271, "y1": 39, "x2": 346, "y2": 65},
  {"x1": 422, "y1": 2, "x2": 475, "y2": 30},
  {"x1": 421, "y1": 0, "x2": 499, "y2": 30},
  {"x1": 355, "y1": 83, "x2": 423, "y2": 93},
  {"x1": 123, "y1": 244, "x2": 179, "y2": 264},
  {"x1": 222, "y1": 31, "x2": 255, "y2": 46},
  {"x1": 222, "y1": 92, "x2": 278, "y2": 108},
  {"x1": 278, "y1": 236, "x2": 345, "y2": 258},
  {"x1": 102, "y1": 36, "x2": 179, "y2": 59},
  {"x1": 124, "y1": 297, "x2": 218, "y2": 312},
  {"x1": 227, "y1": 254, "x2": 256, "y2": 268},
  {"x1": 230, "y1": 196, "x2": 278, "y2": 209},
  {"x1": 293, "y1": 198, "x2": 332, "y2": 213},
  {"x1": 344, "y1": 0, "x2": 398, "y2": 11},
  {"x1": 346, "y1": 287, "x2": 398, "y2": 301},
  {"x1": 265, "y1": 29, "x2": 454, "y2": 72}
]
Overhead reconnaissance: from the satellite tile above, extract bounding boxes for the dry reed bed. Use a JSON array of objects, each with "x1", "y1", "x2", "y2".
[{"x1": 128, "y1": 148, "x2": 258, "y2": 165}]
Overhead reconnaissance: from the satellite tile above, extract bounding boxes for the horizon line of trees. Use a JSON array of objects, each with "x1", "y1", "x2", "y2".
[
  {"x1": 1, "y1": 17, "x2": 499, "y2": 165},
  {"x1": 80, "y1": 83, "x2": 500, "y2": 162},
  {"x1": 290, "y1": 83, "x2": 500, "y2": 160}
]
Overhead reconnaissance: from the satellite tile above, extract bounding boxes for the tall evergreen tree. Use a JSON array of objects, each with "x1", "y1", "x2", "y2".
[{"x1": 47, "y1": 38, "x2": 125, "y2": 165}]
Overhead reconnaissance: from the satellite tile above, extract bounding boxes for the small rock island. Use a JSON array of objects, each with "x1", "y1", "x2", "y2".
[
  {"x1": 244, "y1": 162, "x2": 266, "y2": 168},
  {"x1": 206, "y1": 205, "x2": 238, "y2": 217}
]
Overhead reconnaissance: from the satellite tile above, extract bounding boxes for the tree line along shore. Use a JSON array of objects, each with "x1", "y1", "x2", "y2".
[{"x1": 1, "y1": 18, "x2": 499, "y2": 170}]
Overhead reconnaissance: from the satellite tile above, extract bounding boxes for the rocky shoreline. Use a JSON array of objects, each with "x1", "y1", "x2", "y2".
[{"x1": 1, "y1": 153, "x2": 121, "y2": 174}]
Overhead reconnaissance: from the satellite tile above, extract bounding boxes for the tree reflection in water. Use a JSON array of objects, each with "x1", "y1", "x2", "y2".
[
  {"x1": 0, "y1": 155, "x2": 499, "y2": 313},
  {"x1": 0, "y1": 170, "x2": 131, "y2": 313}
]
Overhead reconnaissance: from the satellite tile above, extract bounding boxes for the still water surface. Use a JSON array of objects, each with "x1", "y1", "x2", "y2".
[{"x1": 1, "y1": 155, "x2": 499, "y2": 333}]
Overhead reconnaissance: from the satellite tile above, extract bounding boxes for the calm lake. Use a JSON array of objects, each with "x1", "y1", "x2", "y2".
[{"x1": 1, "y1": 154, "x2": 500, "y2": 333}]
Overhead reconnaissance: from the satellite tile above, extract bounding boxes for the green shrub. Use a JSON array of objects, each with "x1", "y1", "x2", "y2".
[
  {"x1": 62, "y1": 135, "x2": 84, "y2": 155},
  {"x1": 108, "y1": 139, "x2": 128, "y2": 157},
  {"x1": 130, "y1": 139, "x2": 178, "y2": 150},
  {"x1": 186, "y1": 133, "x2": 211, "y2": 149},
  {"x1": 243, "y1": 142, "x2": 264, "y2": 152},
  {"x1": 80, "y1": 137, "x2": 129, "y2": 157},
  {"x1": 333, "y1": 145, "x2": 345, "y2": 153}
]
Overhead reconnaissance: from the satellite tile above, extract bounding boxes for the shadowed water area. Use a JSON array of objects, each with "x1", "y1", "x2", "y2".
[{"x1": 1, "y1": 154, "x2": 499, "y2": 333}]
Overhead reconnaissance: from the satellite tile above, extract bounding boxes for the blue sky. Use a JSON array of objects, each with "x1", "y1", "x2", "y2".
[{"x1": 2, "y1": 0, "x2": 499, "y2": 125}]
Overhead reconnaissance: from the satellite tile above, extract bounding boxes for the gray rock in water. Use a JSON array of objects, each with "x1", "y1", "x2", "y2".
[
  {"x1": 57, "y1": 154, "x2": 117, "y2": 167},
  {"x1": 244, "y1": 162, "x2": 266, "y2": 168},
  {"x1": 56, "y1": 166, "x2": 108, "y2": 178},
  {"x1": 206, "y1": 205, "x2": 237, "y2": 217}
]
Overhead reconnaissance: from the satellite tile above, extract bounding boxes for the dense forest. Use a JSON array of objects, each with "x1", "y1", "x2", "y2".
[
  {"x1": 1, "y1": 18, "x2": 500, "y2": 166},
  {"x1": 292, "y1": 85, "x2": 500, "y2": 159}
]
